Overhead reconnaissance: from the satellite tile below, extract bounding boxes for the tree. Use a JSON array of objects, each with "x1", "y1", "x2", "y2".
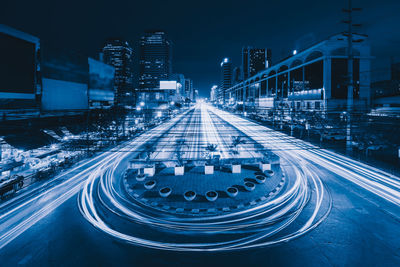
[
  {"x1": 175, "y1": 139, "x2": 187, "y2": 166},
  {"x1": 144, "y1": 143, "x2": 155, "y2": 165},
  {"x1": 231, "y1": 136, "x2": 245, "y2": 155},
  {"x1": 204, "y1": 144, "x2": 218, "y2": 165}
]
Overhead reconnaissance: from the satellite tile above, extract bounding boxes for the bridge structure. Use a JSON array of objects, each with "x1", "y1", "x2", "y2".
[{"x1": 225, "y1": 33, "x2": 372, "y2": 117}]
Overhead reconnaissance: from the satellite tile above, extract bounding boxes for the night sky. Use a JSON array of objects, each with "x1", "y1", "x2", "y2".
[{"x1": 2, "y1": 0, "x2": 400, "y2": 97}]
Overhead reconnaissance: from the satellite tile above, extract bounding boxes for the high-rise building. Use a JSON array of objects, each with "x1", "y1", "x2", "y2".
[
  {"x1": 184, "y1": 78, "x2": 193, "y2": 101},
  {"x1": 242, "y1": 47, "x2": 272, "y2": 80},
  {"x1": 233, "y1": 66, "x2": 242, "y2": 85},
  {"x1": 220, "y1": 58, "x2": 232, "y2": 104},
  {"x1": 210, "y1": 85, "x2": 218, "y2": 102},
  {"x1": 170, "y1": 73, "x2": 185, "y2": 97},
  {"x1": 139, "y1": 31, "x2": 172, "y2": 90},
  {"x1": 101, "y1": 39, "x2": 134, "y2": 106}
]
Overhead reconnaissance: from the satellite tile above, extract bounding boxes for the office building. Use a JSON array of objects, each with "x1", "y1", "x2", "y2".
[
  {"x1": 219, "y1": 58, "x2": 232, "y2": 104},
  {"x1": 210, "y1": 85, "x2": 218, "y2": 102},
  {"x1": 242, "y1": 47, "x2": 272, "y2": 80},
  {"x1": 101, "y1": 39, "x2": 134, "y2": 106},
  {"x1": 139, "y1": 31, "x2": 172, "y2": 90},
  {"x1": 184, "y1": 78, "x2": 194, "y2": 102},
  {"x1": 233, "y1": 66, "x2": 242, "y2": 85}
]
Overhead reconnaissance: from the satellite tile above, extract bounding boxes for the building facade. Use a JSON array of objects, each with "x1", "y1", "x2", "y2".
[
  {"x1": 101, "y1": 39, "x2": 134, "y2": 106},
  {"x1": 219, "y1": 58, "x2": 232, "y2": 104},
  {"x1": 169, "y1": 73, "x2": 186, "y2": 102},
  {"x1": 227, "y1": 34, "x2": 371, "y2": 116},
  {"x1": 139, "y1": 31, "x2": 172, "y2": 90},
  {"x1": 184, "y1": 78, "x2": 194, "y2": 102},
  {"x1": 233, "y1": 66, "x2": 242, "y2": 85},
  {"x1": 242, "y1": 47, "x2": 272, "y2": 80}
]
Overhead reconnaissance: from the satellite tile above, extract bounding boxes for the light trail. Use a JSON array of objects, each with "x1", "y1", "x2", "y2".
[
  {"x1": 208, "y1": 105, "x2": 400, "y2": 206},
  {"x1": 0, "y1": 109, "x2": 192, "y2": 250},
  {"x1": 77, "y1": 103, "x2": 331, "y2": 251}
]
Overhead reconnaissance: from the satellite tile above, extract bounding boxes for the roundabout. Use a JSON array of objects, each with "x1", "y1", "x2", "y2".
[
  {"x1": 77, "y1": 104, "x2": 332, "y2": 251},
  {"x1": 123, "y1": 164, "x2": 284, "y2": 216},
  {"x1": 78, "y1": 151, "x2": 332, "y2": 251}
]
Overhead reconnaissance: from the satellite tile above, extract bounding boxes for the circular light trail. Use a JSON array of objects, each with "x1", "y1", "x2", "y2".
[{"x1": 78, "y1": 144, "x2": 332, "y2": 251}]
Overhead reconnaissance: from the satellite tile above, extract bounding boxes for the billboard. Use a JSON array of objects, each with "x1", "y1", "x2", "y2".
[
  {"x1": 160, "y1": 81, "x2": 177, "y2": 90},
  {"x1": 41, "y1": 46, "x2": 89, "y2": 111},
  {"x1": 88, "y1": 58, "x2": 115, "y2": 105},
  {"x1": 41, "y1": 78, "x2": 88, "y2": 111},
  {"x1": 0, "y1": 25, "x2": 38, "y2": 103}
]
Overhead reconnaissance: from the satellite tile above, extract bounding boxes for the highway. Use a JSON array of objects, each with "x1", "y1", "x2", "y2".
[{"x1": 0, "y1": 103, "x2": 400, "y2": 266}]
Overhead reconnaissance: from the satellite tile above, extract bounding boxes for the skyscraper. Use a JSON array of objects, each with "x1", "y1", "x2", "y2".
[
  {"x1": 242, "y1": 47, "x2": 272, "y2": 80},
  {"x1": 220, "y1": 58, "x2": 232, "y2": 104},
  {"x1": 139, "y1": 31, "x2": 172, "y2": 90},
  {"x1": 233, "y1": 66, "x2": 242, "y2": 85},
  {"x1": 101, "y1": 39, "x2": 134, "y2": 106},
  {"x1": 170, "y1": 73, "x2": 185, "y2": 96},
  {"x1": 184, "y1": 78, "x2": 193, "y2": 101}
]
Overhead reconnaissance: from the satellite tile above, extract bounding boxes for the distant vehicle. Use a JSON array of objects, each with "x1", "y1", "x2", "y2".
[
  {"x1": 0, "y1": 175, "x2": 24, "y2": 199},
  {"x1": 323, "y1": 132, "x2": 346, "y2": 141}
]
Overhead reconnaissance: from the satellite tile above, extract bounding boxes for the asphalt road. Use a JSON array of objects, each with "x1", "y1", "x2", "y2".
[{"x1": 0, "y1": 104, "x2": 400, "y2": 266}]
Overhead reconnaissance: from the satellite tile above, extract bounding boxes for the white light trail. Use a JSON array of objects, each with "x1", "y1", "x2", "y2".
[{"x1": 77, "y1": 103, "x2": 331, "y2": 251}]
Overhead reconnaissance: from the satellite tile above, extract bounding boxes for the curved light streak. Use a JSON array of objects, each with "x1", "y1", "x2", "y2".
[{"x1": 78, "y1": 104, "x2": 332, "y2": 251}]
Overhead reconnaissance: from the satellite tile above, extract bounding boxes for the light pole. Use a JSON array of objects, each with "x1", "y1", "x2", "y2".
[{"x1": 346, "y1": 0, "x2": 354, "y2": 155}]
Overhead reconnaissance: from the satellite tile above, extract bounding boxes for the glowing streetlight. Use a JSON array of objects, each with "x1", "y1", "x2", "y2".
[
  {"x1": 140, "y1": 101, "x2": 145, "y2": 107},
  {"x1": 293, "y1": 50, "x2": 297, "y2": 55}
]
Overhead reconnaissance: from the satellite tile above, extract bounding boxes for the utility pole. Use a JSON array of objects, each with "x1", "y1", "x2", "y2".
[{"x1": 342, "y1": 0, "x2": 362, "y2": 154}]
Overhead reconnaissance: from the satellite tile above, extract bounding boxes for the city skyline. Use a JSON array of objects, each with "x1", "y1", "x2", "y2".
[
  {"x1": 2, "y1": 0, "x2": 400, "y2": 97},
  {"x1": 1, "y1": 1, "x2": 400, "y2": 266}
]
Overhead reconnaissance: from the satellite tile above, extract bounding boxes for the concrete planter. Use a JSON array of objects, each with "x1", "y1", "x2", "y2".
[
  {"x1": 184, "y1": 190, "x2": 196, "y2": 201},
  {"x1": 136, "y1": 173, "x2": 147, "y2": 182},
  {"x1": 174, "y1": 166, "x2": 185, "y2": 176},
  {"x1": 244, "y1": 182, "x2": 255, "y2": 191},
  {"x1": 226, "y1": 187, "x2": 238, "y2": 198},
  {"x1": 231, "y1": 164, "x2": 241, "y2": 174},
  {"x1": 144, "y1": 180, "x2": 156, "y2": 190},
  {"x1": 159, "y1": 187, "x2": 172, "y2": 198},
  {"x1": 204, "y1": 165, "x2": 214, "y2": 175},
  {"x1": 144, "y1": 165, "x2": 155, "y2": 177},
  {"x1": 255, "y1": 175, "x2": 266, "y2": 184},
  {"x1": 265, "y1": 170, "x2": 274, "y2": 177},
  {"x1": 206, "y1": 191, "x2": 218, "y2": 202},
  {"x1": 259, "y1": 162, "x2": 271, "y2": 172}
]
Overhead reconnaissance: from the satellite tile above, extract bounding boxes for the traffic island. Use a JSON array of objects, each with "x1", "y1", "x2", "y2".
[{"x1": 123, "y1": 163, "x2": 285, "y2": 216}]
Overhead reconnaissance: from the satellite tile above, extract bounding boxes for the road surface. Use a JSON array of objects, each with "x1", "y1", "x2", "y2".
[{"x1": 0, "y1": 103, "x2": 399, "y2": 266}]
